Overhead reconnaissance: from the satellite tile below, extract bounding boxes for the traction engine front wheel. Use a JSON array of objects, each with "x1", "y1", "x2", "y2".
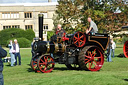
[
  {"x1": 78, "y1": 46, "x2": 104, "y2": 71},
  {"x1": 30, "y1": 56, "x2": 40, "y2": 72},
  {"x1": 73, "y1": 32, "x2": 86, "y2": 47},
  {"x1": 123, "y1": 41, "x2": 128, "y2": 58},
  {"x1": 37, "y1": 55, "x2": 55, "y2": 73}
]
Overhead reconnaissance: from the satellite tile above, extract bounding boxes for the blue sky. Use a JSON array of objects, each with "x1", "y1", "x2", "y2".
[
  {"x1": 0, "y1": 0, "x2": 57, "y2": 3},
  {"x1": 0, "y1": 0, "x2": 127, "y2": 3}
]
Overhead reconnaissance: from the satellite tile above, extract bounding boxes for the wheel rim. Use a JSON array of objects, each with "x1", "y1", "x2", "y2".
[
  {"x1": 84, "y1": 47, "x2": 104, "y2": 71},
  {"x1": 38, "y1": 55, "x2": 55, "y2": 73},
  {"x1": 123, "y1": 41, "x2": 128, "y2": 58},
  {"x1": 31, "y1": 57, "x2": 40, "y2": 72},
  {"x1": 73, "y1": 32, "x2": 86, "y2": 47}
]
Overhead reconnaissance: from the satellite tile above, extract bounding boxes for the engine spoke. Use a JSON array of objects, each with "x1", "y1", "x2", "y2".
[
  {"x1": 39, "y1": 62, "x2": 45, "y2": 65},
  {"x1": 85, "y1": 58, "x2": 89, "y2": 61},
  {"x1": 78, "y1": 42, "x2": 80, "y2": 46},
  {"x1": 74, "y1": 40, "x2": 78, "y2": 44},
  {"x1": 88, "y1": 62, "x2": 91, "y2": 69},
  {"x1": 74, "y1": 36, "x2": 78, "y2": 40},
  {"x1": 93, "y1": 53, "x2": 96, "y2": 58},
  {"x1": 85, "y1": 55, "x2": 91, "y2": 59},
  {"x1": 85, "y1": 60, "x2": 90, "y2": 64},
  {"x1": 40, "y1": 59, "x2": 44, "y2": 63},
  {"x1": 92, "y1": 61, "x2": 97, "y2": 66},
  {"x1": 80, "y1": 35, "x2": 84, "y2": 39},
  {"x1": 40, "y1": 65, "x2": 45, "y2": 69},
  {"x1": 89, "y1": 52, "x2": 92, "y2": 57},
  {"x1": 92, "y1": 49, "x2": 96, "y2": 55},
  {"x1": 44, "y1": 67, "x2": 47, "y2": 71},
  {"x1": 78, "y1": 33, "x2": 80, "y2": 38}
]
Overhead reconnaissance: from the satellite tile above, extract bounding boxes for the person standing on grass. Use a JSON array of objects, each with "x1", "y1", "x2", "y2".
[
  {"x1": 31, "y1": 40, "x2": 35, "y2": 57},
  {"x1": 0, "y1": 46, "x2": 7, "y2": 85},
  {"x1": 13, "y1": 39, "x2": 21, "y2": 66},
  {"x1": 8, "y1": 40, "x2": 16, "y2": 67},
  {"x1": 111, "y1": 39, "x2": 116, "y2": 58},
  {"x1": 107, "y1": 39, "x2": 112, "y2": 62}
]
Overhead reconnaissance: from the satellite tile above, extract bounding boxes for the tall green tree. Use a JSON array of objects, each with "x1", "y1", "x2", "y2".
[
  {"x1": 53, "y1": 0, "x2": 128, "y2": 33},
  {"x1": 53, "y1": 0, "x2": 85, "y2": 33}
]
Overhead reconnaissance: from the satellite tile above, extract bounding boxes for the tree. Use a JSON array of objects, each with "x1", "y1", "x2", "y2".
[
  {"x1": 54, "y1": 0, "x2": 84, "y2": 33},
  {"x1": 54, "y1": 0, "x2": 128, "y2": 33}
]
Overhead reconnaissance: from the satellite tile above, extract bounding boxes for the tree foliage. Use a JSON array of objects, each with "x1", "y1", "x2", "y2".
[{"x1": 53, "y1": 0, "x2": 128, "y2": 33}]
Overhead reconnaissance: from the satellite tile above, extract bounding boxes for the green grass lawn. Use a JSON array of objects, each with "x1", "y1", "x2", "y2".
[{"x1": 3, "y1": 44, "x2": 128, "y2": 85}]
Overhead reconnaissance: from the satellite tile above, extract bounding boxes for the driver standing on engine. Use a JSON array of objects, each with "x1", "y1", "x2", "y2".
[
  {"x1": 86, "y1": 17, "x2": 98, "y2": 35},
  {"x1": 56, "y1": 24, "x2": 66, "y2": 37}
]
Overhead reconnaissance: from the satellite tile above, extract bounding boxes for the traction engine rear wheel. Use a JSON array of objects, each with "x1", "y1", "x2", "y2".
[
  {"x1": 30, "y1": 56, "x2": 40, "y2": 72},
  {"x1": 37, "y1": 55, "x2": 55, "y2": 73},
  {"x1": 73, "y1": 32, "x2": 86, "y2": 47},
  {"x1": 123, "y1": 41, "x2": 128, "y2": 58},
  {"x1": 78, "y1": 46, "x2": 104, "y2": 71}
]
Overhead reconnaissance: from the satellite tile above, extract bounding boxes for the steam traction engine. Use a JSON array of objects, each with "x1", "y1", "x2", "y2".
[
  {"x1": 30, "y1": 14, "x2": 110, "y2": 73},
  {"x1": 124, "y1": 41, "x2": 128, "y2": 58},
  {"x1": 122, "y1": 26, "x2": 128, "y2": 58}
]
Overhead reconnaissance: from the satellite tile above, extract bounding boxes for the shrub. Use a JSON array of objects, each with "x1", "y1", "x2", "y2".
[
  {"x1": 6, "y1": 38, "x2": 31, "y2": 48},
  {"x1": 25, "y1": 29, "x2": 35, "y2": 41},
  {"x1": 118, "y1": 38, "x2": 123, "y2": 44},
  {"x1": 122, "y1": 36, "x2": 128, "y2": 44},
  {"x1": 0, "y1": 28, "x2": 35, "y2": 46},
  {"x1": 47, "y1": 31, "x2": 55, "y2": 41}
]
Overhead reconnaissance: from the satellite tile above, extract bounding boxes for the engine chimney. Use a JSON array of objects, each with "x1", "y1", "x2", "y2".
[{"x1": 38, "y1": 14, "x2": 44, "y2": 41}]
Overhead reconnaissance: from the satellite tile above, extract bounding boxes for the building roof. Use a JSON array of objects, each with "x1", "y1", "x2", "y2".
[{"x1": 0, "y1": 2, "x2": 58, "y2": 6}]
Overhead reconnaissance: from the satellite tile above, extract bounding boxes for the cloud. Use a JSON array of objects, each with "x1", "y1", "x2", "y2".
[{"x1": 0, "y1": 0, "x2": 57, "y2": 3}]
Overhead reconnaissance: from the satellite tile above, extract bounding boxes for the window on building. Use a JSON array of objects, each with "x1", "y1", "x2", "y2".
[
  {"x1": 12, "y1": 25, "x2": 20, "y2": 28},
  {"x1": 3, "y1": 25, "x2": 20, "y2": 29},
  {"x1": 43, "y1": 24, "x2": 48, "y2": 30},
  {"x1": 3, "y1": 25, "x2": 11, "y2": 29},
  {"x1": 25, "y1": 25, "x2": 33, "y2": 30},
  {"x1": 40, "y1": 12, "x2": 48, "y2": 18},
  {"x1": 2, "y1": 12, "x2": 10, "y2": 19},
  {"x1": 24, "y1": 12, "x2": 32, "y2": 18},
  {"x1": 2, "y1": 12, "x2": 19, "y2": 19}
]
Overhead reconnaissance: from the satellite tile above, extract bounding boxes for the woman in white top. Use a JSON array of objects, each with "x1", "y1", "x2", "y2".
[
  {"x1": 111, "y1": 39, "x2": 116, "y2": 58},
  {"x1": 8, "y1": 40, "x2": 15, "y2": 66}
]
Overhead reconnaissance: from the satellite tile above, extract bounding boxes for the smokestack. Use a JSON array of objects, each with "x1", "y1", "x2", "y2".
[{"x1": 38, "y1": 14, "x2": 44, "y2": 41}]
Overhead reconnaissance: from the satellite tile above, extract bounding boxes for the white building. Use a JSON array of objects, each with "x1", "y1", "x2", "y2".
[{"x1": 0, "y1": 1, "x2": 58, "y2": 40}]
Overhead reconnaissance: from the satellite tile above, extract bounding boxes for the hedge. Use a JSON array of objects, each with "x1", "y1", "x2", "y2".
[
  {"x1": 6, "y1": 38, "x2": 31, "y2": 48},
  {"x1": 0, "y1": 28, "x2": 35, "y2": 46},
  {"x1": 122, "y1": 35, "x2": 128, "y2": 44}
]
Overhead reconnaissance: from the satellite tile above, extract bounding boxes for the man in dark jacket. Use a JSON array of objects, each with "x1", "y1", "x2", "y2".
[
  {"x1": 56, "y1": 24, "x2": 66, "y2": 37},
  {"x1": 0, "y1": 46, "x2": 7, "y2": 85},
  {"x1": 13, "y1": 39, "x2": 21, "y2": 65}
]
